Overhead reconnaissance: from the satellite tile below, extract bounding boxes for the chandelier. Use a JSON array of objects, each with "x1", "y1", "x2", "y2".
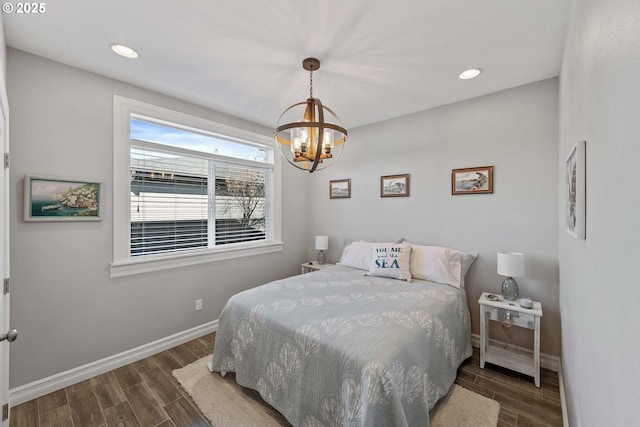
[{"x1": 275, "y1": 58, "x2": 348, "y2": 173}]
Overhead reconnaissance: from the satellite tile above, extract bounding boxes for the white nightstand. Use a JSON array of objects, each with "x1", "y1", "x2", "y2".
[
  {"x1": 301, "y1": 262, "x2": 335, "y2": 274},
  {"x1": 478, "y1": 292, "x2": 543, "y2": 387}
]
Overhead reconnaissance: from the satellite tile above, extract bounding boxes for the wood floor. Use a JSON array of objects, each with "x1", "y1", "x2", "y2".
[
  {"x1": 457, "y1": 348, "x2": 563, "y2": 426},
  {"x1": 10, "y1": 333, "x2": 563, "y2": 427}
]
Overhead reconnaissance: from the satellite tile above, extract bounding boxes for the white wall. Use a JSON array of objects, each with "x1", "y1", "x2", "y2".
[
  {"x1": 308, "y1": 79, "x2": 561, "y2": 356},
  {"x1": 7, "y1": 48, "x2": 310, "y2": 388},
  {"x1": 559, "y1": 0, "x2": 640, "y2": 425}
]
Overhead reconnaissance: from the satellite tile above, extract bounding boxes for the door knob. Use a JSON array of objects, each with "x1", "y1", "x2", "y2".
[{"x1": 0, "y1": 329, "x2": 17, "y2": 342}]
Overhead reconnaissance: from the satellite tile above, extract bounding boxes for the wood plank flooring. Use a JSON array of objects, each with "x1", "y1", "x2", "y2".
[
  {"x1": 457, "y1": 348, "x2": 563, "y2": 427},
  {"x1": 10, "y1": 334, "x2": 563, "y2": 427}
]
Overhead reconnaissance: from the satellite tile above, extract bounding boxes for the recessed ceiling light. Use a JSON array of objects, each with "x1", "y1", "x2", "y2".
[
  {"x1": 459, "y1": 68, "x2": 482, "y2": 80},
  {"x1": 110, "y1": 43, "x2": 139, "y2": 59}
]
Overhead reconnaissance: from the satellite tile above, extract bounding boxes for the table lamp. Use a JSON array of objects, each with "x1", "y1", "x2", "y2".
[
  {"x1": 497, "y1": 251, "x2": 524, "y2": 301},
  {"x1": 315, "y1": 235, "x2": 328, "y2": 265}
]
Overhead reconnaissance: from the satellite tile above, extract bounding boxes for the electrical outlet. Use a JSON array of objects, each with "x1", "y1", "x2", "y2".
[{"x1": 195, "y1": 299, "x2": 203, "y2": 311}]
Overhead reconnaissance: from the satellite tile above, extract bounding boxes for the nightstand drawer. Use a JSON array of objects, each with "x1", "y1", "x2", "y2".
[{"x1": 483, "y1": 306, "x2": 535, "y2": 329}]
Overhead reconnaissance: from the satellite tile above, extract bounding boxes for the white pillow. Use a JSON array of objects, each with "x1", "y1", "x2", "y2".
[
  {"x1": 366, "y1": 243, "x2": 412, "y2": 282},
  {"x1": 337, "y1": 241, "x2": 376, "y2": 271},
  {"x1": 410, "y1": 245, "x2": 476, "y2": 288}
]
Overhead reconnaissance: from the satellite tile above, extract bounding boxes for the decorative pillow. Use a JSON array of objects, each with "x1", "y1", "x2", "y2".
[
  {"x1": 410, "y1": 245, "x2": 476, "y2": 288},
  {"x1": 366, "y1": 243, "x2": 412, "y2": 282},
  {"x1": 337, "y1": 241, "x2": 376, "y2": 271}
]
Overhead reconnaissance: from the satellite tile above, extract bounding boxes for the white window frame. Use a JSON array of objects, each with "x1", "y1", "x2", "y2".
[{"x1": 111, "y1": 95, "x2": 282, "y2": 278}]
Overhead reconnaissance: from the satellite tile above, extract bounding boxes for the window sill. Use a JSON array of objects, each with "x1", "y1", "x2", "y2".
[{"x1": 110, "y1": 241, "x2": 284, "y2": 278}]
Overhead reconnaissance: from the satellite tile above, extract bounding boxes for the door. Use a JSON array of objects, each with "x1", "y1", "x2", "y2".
[{"x1": 0, "y1": 80, "x2": 10, "y2": 427}]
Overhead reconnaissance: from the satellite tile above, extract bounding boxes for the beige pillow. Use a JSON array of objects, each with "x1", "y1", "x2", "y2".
[
  {"x1": 410, "y1": 245, "x2": 476, "y2": 288},
  {"x1": 337, "y1": 241, "x2": 376, "y2": 271}
]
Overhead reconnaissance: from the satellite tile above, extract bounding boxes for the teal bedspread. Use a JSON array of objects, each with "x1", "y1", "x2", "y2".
[{"x1": 211, "y1": 265, "x2": 472, "y2": 427}]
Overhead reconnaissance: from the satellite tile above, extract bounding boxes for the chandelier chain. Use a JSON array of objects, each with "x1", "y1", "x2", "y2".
[{"x1": 309, "y1": 69, "x2": 313, "y2": 98}]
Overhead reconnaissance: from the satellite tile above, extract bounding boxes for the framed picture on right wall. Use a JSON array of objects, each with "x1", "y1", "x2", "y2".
[{"x1": 566, "y1": 140, "x2": 586, "y2": 239}]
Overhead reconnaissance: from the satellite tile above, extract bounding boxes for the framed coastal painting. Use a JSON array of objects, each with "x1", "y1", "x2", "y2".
[
  {"x1": 329, "y1": 179, "x2": 351, "y2": 199},
  {"x1": 451, "y1": 166, "x2": 493, "y2": 195},
  {"x1": 380, "y1": 174, "x2": 410, "y2": 197},
  {"x1": 565, "y1": 141, "x2": 586, "y2": 239},
  {"x1": 23, "y1": 175, "x2": 102, "y2": 221}
]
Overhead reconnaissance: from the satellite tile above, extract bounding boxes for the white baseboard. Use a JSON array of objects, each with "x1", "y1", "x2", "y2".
[
  {"x1": 558, "y1": 360, "x2": 570, "y2": 427},
  {"x1": 9, "y1": 320, "x2": 218, "y2": 406},
  {"x1": 471, "y1": 333, "x2": 560, "y2": 372}
]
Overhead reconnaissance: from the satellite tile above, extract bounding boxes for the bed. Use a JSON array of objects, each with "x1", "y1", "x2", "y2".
[{"x1": 210, "y1": 242, "x2": 475, "y2": 427}]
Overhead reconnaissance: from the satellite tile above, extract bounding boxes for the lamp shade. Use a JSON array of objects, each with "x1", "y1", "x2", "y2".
[
  {"x1": 315, "y1": 235, "x2": 329, "y2": 251},
  {"x1": 497, "y1": 252, "x2": 524, "y2": 277}
]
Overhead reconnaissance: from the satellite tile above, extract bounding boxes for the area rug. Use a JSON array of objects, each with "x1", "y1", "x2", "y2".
[{"x1": 173, "y1": 356, "x2": 500, "y2": 427}]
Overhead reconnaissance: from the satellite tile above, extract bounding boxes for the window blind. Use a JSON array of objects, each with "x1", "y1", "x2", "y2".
[
  {"x1": 130, "y1": 146, "x2": 272, "y2": 256},
  {"x1": 131, "y1": 147, "x2": 208, "y2": 256},
  {"x1": 214, "y1": 165, "x2": 268, "y2": 245}
]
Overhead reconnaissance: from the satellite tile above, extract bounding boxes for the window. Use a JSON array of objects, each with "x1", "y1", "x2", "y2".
[{"x1": 112, "y1": 96, "x2": 282, "y2": 277}]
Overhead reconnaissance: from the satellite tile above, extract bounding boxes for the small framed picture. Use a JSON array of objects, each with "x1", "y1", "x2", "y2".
[
  {"x1": 566, "y1": 141, "x2": 586, "y2": 239},
  {"x1": 23, "y1": 175, "x2": 103, "y2": 221},
  {"x1": 329, "y1": 179, "x2": 351, "y2": 199},
  {"x1": 381, "y1": 174, "x2": 410, "y2": 197},
  {"x1": 451, "y1": 166, "x2": 493, "y2": 195}
]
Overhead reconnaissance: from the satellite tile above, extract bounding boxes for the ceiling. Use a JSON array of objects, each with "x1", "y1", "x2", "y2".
[{"x1": 3, "y1": 0, "x2": 571, "y2": 129}]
